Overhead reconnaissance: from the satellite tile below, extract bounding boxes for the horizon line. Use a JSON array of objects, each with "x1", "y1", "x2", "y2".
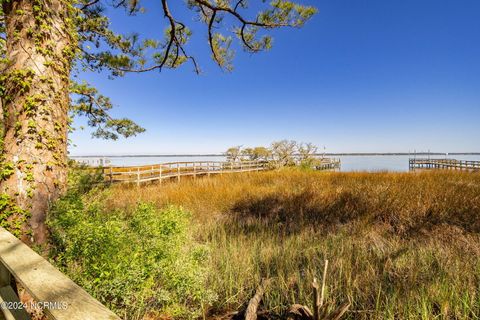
[{"x1": 70, "y1": 152, "x2": 480, "y2": 158}]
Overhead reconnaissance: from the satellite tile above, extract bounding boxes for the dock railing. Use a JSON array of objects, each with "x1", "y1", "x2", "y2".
[
  {"x1": 313, "y1": 158, "x2": 341, "y2": 170},
  {"x1": 100, "y1": 160, "x2": 269, "y2": 185},
  {"x1": 409, "y1": 158, "x2": 480, "y2": 171},
  {"x1": 0, "y1": 227, "x2": 119, "y2": 320}
]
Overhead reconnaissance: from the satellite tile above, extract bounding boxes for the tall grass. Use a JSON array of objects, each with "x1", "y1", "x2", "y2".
[{"x1": 55, "y1": 169, "x2": 480, "y2": 319}]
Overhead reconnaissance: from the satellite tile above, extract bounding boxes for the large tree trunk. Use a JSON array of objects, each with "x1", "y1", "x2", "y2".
[{"x1": 1, "y1": 0, "x2": 73, "y2": 244}]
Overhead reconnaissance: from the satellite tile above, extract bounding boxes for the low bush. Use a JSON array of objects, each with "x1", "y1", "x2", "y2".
[{"x1": 48, "y1": 181, "x2": 216, "y2": 319}]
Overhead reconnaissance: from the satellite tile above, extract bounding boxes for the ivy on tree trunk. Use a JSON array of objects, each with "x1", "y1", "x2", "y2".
[{"x1": 1, "y1": 0, "x2": 74, "y2": 243}]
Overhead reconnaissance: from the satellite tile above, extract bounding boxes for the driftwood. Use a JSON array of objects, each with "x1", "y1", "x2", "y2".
[
  {"x1": 288, "y1": 259, "x2": 349, "y2": 320},
  {"x1": 316, "y1": 260, "x2": 330, "y2": 319},
  {"x1": 312, "y1": 278, "x2": 320, "y2": 320},
  {"x1": 319, "y1": 260, "x2": 328, "y2": 308},
  {"x1": 245, "y1": 279, "x2": 269, "y2": 320},
  {"x1": 325, "y1": 302, "x2": 350, "y2": 320},
  {"x1": 240, "y1": 260, "x2": 349, "y2": 320},
  {"x1": 286, "y1": 302, "x2": 349, "y2": 320},
  {"x1": 287, "y1": 304, "x2": 314, "y2": 320},
  {"x1": 312, "y1": 260, "x2": 329, "y2": 320}
]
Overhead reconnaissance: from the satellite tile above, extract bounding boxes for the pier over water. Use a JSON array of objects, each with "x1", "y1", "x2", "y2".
[{"x1": 409, "y1": 158, "x2": 480, "y2": 171}]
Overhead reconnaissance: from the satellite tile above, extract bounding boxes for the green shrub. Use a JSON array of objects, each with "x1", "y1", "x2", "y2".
[
  {"x1": 66, "y1": 160, "x2": 105, "y2": 194},
  {"x1": 48, "y1": 189, "x2": 216, "y2": 319}
]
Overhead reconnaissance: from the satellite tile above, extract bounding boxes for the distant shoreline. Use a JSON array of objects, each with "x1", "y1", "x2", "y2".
[{"x1": 70, "y1": 152, "x2": 480, "y2": 158}]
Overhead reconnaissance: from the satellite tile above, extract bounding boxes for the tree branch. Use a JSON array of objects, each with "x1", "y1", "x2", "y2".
[{"x1": 80, "y1": 0, "x2": 101, "y2": 11}]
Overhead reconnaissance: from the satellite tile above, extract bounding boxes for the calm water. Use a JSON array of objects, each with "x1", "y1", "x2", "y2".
[
  {"x1": 338, "y1": 155, "x2": 480, "y2": 172},
  {"x1": 71, "y1": 155, "x2": 480, "y2": 172}
]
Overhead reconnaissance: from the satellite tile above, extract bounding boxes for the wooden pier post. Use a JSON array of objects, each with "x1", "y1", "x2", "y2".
[
  {"x1": 159, "y1": 165, "x2": 162, "y2": 184},
  {"x1": 136, "y1": 167, "x2": 140, "y2": 187}
]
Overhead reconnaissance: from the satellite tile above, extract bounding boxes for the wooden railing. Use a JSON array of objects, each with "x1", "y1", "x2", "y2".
[
  {"x1": 0, "y1": 228, "x2": 119, "y2": 320},
  {"x1": 101, "y1": 160, "x2": 269, "y2": 185},
  {"x1": 409, "y1": 158, "x2": 480, "y2": 171},
  {"x1": 312, "y1": 158, "x2": 341, "y2": 170}
]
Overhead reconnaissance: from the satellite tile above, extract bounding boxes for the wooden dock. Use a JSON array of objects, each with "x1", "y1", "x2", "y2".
[
  {"x1": 409, "y1": 158, "x2": 480, "y2": 171},
  {"x1": 101, "y1": 160, "x2": 269, "y2": 185},
  {"x1": 97, "y1": 158, "x2": 343, "y2": 185},
  {"x1": 313, "y1": 158, "x2": 341, "y2": 171}
]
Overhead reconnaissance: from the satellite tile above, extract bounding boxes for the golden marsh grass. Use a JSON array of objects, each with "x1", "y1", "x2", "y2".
[{"x1": 104, "y1": 169, "x2": 480, "y2": 319}]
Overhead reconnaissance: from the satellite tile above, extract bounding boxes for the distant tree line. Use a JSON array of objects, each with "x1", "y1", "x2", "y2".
[{"x1": 225, "y1": 140, "x2": 322, "y2": 168}]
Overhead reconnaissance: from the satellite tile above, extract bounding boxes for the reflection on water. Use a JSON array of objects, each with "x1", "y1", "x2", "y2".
[{"x1": 71, "y1": 155, "x2": 480, "y2": 172}]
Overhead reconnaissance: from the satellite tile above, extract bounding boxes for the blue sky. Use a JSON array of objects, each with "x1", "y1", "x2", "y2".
[{"x1": 70, "y1": 0, "x2": 480, "y2": 155}]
